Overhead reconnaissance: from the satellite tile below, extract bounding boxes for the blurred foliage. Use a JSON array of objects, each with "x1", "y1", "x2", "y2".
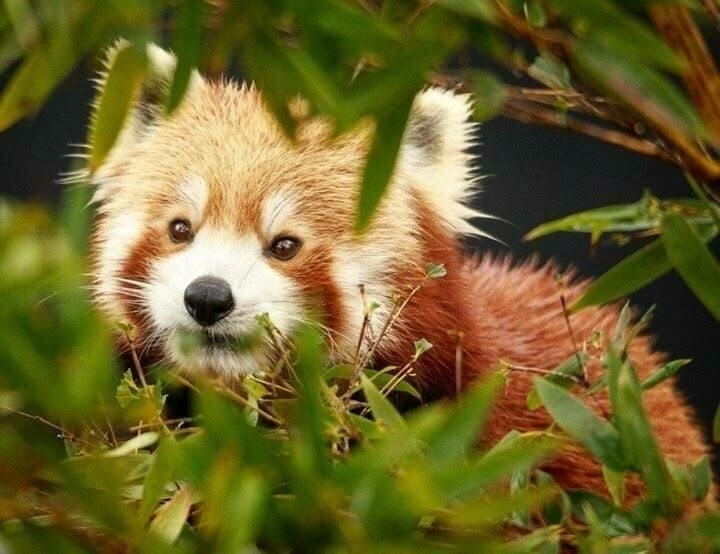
[
  {"x1": 0, "y1": 193, "x2": 718, "y2": 551},
  {"x1": 2, "y1": 0, "x2": 720, "y2": 551}
]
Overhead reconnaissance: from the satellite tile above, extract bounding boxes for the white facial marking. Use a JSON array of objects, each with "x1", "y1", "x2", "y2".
[
  {"x1": 332, "y1": 248, "x2": 393, "y2": 360},
  {"x1": 147, "y1": 227, "x2": 301, "y2": 376},
  {"x1": 261, "y1": 191, "x2": 299, "y2": 237},
  {"x1": 94, "y1": 209, "x2": 145, "y2": 318},
  {"x1": 177, "y1": 175, "x2": 209, "y2": 219}
]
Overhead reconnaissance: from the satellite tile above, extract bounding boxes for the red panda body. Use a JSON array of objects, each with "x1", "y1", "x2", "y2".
[{"x1": 88, "y1": 44, "x2": 710, "y2": 503}]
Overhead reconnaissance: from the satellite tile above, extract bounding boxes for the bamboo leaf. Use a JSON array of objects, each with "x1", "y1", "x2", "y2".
[
  {"x1": 166, "y1": 0, "x2": 204, "y2": 113},
  {"x1": 355, "y1": 94, "x2": 414, "y2": 232},
  {"x1": 436, "y1": 0, "x2": 498, "y2": 22},
  {"x1": 528, "y1": 54, "x2": 571, "y2": 89},
  {"x1": 572, "y1": 224, "x2": 717, "y2": 311},
  {"x1": 605, "y1": 350, "x2": 675, "y2": 507},
  {"x1": 138, "y1": 437, "x2": 180, "y2": 525},
  {"x1": 534, "y1": 378, "x2": 626, "y2": 470},
  {"x1": 640, "y1": 358, "x2": 691, "y2": 390},
  {"x1": 422, "y1": 373, "x2": 503, "y2": 467},
  {"x1": 148, "y1": 485, "x2": 193, "y2": 544},
  {"x1": 89, "y1": 42, "x2": 147, "y2": 170},
  {"x1": 551, "y1": 0, "x2": 684, "y2": 71},
  {"x1": 470, "y1": 70, "x2": 507, "y2": 122},
  {"x1": 361, "y1": 374, "x2": 407, "y2": 433},
  {"x1": 525, "y1": 194, "x2": 711, "y2": 240},
  {"x1": 527, "y1": 352, "x2": 587, "y2": 410},
  {"x1": 440, "y1": 432, "x2": 559, "y2": 500},
  {"x1": 662, "y1": 213, "x2": 720, "y2": 321},
  {"x1": 572, "y1": 40, "x2": 707, "y2": 141}
]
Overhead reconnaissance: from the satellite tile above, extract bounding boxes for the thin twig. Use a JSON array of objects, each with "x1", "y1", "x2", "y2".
[
  {"x1": 123, "y1": 329, "x2": 147, "y2": 387},
  {"x1": 502, "y1": 98, "x2": 674, "y2": 162}
]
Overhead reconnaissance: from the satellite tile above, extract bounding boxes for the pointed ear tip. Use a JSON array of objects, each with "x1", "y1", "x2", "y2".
[
  {"x1": 146, "y1": 43, "x2": 178, "y2": 74},
  {"x1": 101, "y1": 41, "x2": 177, "y2": 73},
  {"x1": 414, "y1": 87, "x2": 473, "y2": 116}
]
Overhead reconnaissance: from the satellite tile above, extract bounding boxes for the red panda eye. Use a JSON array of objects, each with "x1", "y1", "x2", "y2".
[
  {"x1": 269, "y1": 236, "x2": 300, "y2": 261},
  {"x1": 169, "y1": 219, "x2": 193, "y2": 243}
]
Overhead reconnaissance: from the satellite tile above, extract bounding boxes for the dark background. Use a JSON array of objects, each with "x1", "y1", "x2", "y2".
[{"x1": 1, "y1": 61, "x2": 718, "y2": 457}]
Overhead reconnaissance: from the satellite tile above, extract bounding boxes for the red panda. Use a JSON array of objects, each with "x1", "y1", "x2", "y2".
[{"x1": 89, "y1": 44, "x2": 710, "y2": 502}]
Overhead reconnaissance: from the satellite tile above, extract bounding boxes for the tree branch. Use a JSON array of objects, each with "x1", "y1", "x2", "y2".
[{"x1": 502, "y1": 96, "x2": 674, "y2": 163}]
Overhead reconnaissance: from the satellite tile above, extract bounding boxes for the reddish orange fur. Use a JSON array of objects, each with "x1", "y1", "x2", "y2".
[{"x1": 379, "y1": 200, "x2": 710, "y2": 502}]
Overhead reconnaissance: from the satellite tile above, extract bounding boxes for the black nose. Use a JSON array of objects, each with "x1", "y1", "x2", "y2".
[{"x1": 184, "y1": 275, "x2": 235, "y2": 327}]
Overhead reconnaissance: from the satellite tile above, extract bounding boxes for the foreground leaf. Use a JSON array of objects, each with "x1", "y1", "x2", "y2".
[
  {"x1": 572, "y1": 223, "x2": 717, "y2": 310},
  {"x1": 166, "y1": 0, "x2": 204, "y2": 113},
  {"x1": 149, "y1": 485, "x2": 193, "y2": 544},
  {"x1": 89, "y1": 42, "x2": 147, "y2": 170},
  {"x1": 534, "y1": 378, "x2": 625, "y2": 470},
  {"x1": 605, "y1": 350, "x2": 675, "y2": 508},
  {"x1": 662, "y1": 213, "x2": 720, "y2": 321},
  {"x1": 572, "y1": 40, "x2": 707, "y2": 141}
]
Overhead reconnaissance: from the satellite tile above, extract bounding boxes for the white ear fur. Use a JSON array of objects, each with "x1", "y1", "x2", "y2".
[{"x1": 400, "y1": 88, "x2": 491, "y2": 237}]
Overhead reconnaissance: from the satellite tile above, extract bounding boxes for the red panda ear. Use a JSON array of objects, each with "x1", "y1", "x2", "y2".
[
  {"x1": 399, "y1": 88, "x2": 490, "y2": 237},
  {"x1": 90, "y1": 41, "x2": 203, "y2": 154}
]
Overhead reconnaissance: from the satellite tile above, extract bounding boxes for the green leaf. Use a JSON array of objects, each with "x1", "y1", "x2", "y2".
[
  {"x1": 166, "y1": 0, "x2": 204, "y2": 113},
  {"x1": 138, "y1": 437, "x2": 180, "y2": 525},
  {"x1": 361, "y1": 368, "x2": 421, "y2": 399},
  {"x1": 602, "y1": 465, "x2": 625, "y2": 506},
  {"x1": 355, "y1": 94, "x2": 414, "y2": 232},
  {"x1": 524, "y1": 0, "x2": 548, "y2": 27},
  {"x1": 572, "y1": 224, "x2": 717, "y2": 311},
  {"x1": 572, "y1": 40, "x2": 707, "y2": 141},
  {"x1": 605, "y1": 350, "x2": 675, "y2": 507},
  {"x1": 291, "y1": 325, "x2": 332, "y2": 473},
  {"x1": 440, "y1": 431, "x2": 559, "y2": 500},
  {"x1": 686, "y1": 173, "x2": 720, "y2": 232},
  {"x1": 714, "y1": 403, "x2": 720, "y2": 443},
  {"x1": 89, "y1": 42, "x2": 147, "y2": 170},
  {"x1": 148, "y1": 485, "x2": 193, "y2": 545},
  {"x1": 421, "y1": 373, "x2": 503, "y2": 467},
  {"x1": 551, "y1": 0, "x2": 683, "y2": 72},
  {"x1": 361, "y1": 374, "x2": 407, "y2": 433},
  {"x1": 528, "y1": 54, "x2": 571, "y2": 89},
  {"x1": 469, "y1": 70, "x2": 507, "y2": 122},
  {"x1": 425, "y1": 262, "x2": 447, "y2": 279},
  {"x1": 413, "y1": 338, "x2": 433, "y2": 358},
  {"x1": 4, "y1": 0, "x2": 39, "y2": 51},
  {"x1": 437, "y1": 0, "x2": 498, "y2": 22},
  {"x1": 527, "y1": 352, "x2": 587, "y2": 410},
  {"x1": 688, "y1": 456, "x2": 712, "y2": 502},
  {"x1": 214, "y1": 470, "x2": 269, "y2": 552},
  {"x1": 525, "y1": 193, "x2": 712, "y2": 240},
  {"x1": 534, "y1": 378, "x2": 626, "y2": 470},
  {"x1": 640, "y1": 358, "x2": 691, "y2": 390},
  {"x1": 662, "y1": 213, "x2": 720, "y2": 321}
]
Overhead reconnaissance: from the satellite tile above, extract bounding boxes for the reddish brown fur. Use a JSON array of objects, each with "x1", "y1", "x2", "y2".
[{"x1": 379, "y1": 201, "x2": 710, "y2": 502}]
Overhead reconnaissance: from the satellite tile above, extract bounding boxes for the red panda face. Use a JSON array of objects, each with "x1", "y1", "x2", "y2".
[{"x1": 89, "y1": 44, "x2": 481, "y2": 377}]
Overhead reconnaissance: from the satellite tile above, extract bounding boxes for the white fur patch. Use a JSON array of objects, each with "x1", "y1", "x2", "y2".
[
  {"x1": 177, "y1": 175, "x2": 209, "y2": 219},
  {"x1": 147, "y1": 227, "x2": 302, "y2": 376},
  {"x1": 261, "y1": 191, "x2": 299, "y2": 237},
  {"x1": 93, "y1": 208, "x2": 145, "y2": 319},
  {"x1": 332, "y1": 247, "x2": 394, "y2": 360}
]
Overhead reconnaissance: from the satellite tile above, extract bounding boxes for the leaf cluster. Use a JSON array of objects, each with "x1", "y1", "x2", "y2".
[{"x1": 0, "y1": 194, "x2": 718, "y2": 552}]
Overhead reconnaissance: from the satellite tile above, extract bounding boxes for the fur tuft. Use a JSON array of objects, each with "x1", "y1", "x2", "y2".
[{"x1": 399, "y1": 88, "x2": 492, "y2": 238}]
